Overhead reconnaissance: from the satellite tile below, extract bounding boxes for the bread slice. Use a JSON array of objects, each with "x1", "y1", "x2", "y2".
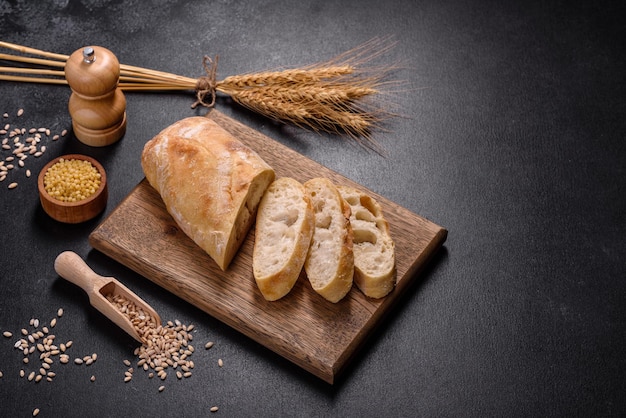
[
  {"x1": 141, "y1": 116, "x2": 275, "y2": 270},
  {"x1": 303, "y1": 178, "x2": 354, "y2": 303},
  {"x1": 253, "y1": 177, "x2": 314, "y2": 301},
  {"x1": 337, "y1": 185, "x2": 396, "y2": 298}
]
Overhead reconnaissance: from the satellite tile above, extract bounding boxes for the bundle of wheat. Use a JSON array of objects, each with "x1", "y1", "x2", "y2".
[{"x1": 0, "y1": 38, "x2": 398, "y2": 150}]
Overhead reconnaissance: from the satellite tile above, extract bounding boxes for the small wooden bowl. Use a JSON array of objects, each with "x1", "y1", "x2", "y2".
[{"x1": 38, "y1": 154, "x2": 108, "y2": 224}]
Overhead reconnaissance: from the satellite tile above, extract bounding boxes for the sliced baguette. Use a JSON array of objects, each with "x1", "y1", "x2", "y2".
[
  {"x1": 303, "y1": 178, "x2": 354, "y2": 303},
  {"x1": 337, "y1": 185, "x2": 396, "y2": 298},
  {"x1": 253, "y1": 177, "x2": 314, "y2": 301}
]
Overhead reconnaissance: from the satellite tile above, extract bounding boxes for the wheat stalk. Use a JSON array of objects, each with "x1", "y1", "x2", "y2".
[
  {"x1": 215, "y1": 38, "x2": 397, "y2": 148},
  {"x1": 0, "y1": 38, "x2": 397, "y2": 149},
  {"x1": 223, "y1": 82, "x2": 379, "y2": 136},
  {"x1": 219, "y1": 66, "x2": 355, "y2": 87}
]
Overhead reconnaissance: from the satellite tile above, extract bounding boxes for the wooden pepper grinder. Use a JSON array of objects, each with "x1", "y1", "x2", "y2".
[{"x1": 65, "y1": 46, "x2": 127, "y2": 146}]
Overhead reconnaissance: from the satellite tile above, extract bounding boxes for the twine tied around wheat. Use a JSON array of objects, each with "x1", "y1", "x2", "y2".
[
  {"x1": 193, "y1": 55, "x2": 219, "y2": 109},
  {"x1": 0, "y1": 38, "x2": 398, "y2": 151}
]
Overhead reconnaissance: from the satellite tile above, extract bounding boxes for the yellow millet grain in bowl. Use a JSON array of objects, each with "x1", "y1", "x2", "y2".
[{"x1": 43, "y1": 158, "x2": 101, "y2": 202}]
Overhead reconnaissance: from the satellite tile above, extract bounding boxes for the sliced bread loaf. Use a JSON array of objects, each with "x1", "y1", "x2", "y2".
[
  {"x1": 253, "y1": 177, "x2": 314, "y2": 301},
  {"x1": 141, "y1": 116, "x2": 275, "y2": 271},
  {"x1": 337, "y1": 185, "x2": 396, "y2": 298},
  {"x1": 303, "y1": 178, "x2": 354, "y2": 303}
]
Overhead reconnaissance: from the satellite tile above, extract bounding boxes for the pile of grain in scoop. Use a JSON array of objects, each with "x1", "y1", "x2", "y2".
[
  {"x1": 105, "y1": 294, "x2": 198, "y2": 384},
  {"x1": 107, "y1": 293, "x2": 222, "y2": 413}
]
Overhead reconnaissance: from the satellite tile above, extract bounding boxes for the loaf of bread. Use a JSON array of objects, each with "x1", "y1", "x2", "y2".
[
  {"x1": 253, "y1": 177, "x2": 314, "y2": 301},
  {"x1": 303, "y1": 178, "x2": 354, "y2": 303},
  {"x1": 141, "y1": 116, "x2": 275, "y2": 270},
  {"x1": 337, "y1": 185, "x2": 396, "y2": 298}
]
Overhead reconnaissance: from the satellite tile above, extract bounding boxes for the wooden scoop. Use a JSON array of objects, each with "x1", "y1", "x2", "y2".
[{"x1": 54, "y1": 251, "x2": 161, "y2": 343}]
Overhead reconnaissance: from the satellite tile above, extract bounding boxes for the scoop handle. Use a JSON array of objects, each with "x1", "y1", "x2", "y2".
[{"x1": 54, "y1": 251, "x2": 109, "y2": 295}]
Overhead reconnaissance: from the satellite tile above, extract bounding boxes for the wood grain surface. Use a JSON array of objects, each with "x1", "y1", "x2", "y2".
[{"x1": 89, "y1": 110, "x2": 447, "y2": 384}]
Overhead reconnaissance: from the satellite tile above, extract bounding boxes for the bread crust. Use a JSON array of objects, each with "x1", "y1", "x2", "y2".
[
  {"x1": 253, "y1": 177, "x2": 314, "y2": 301},
  {"x1": 141, "y1": 116, "x2": 275, "y2": 270},
  {"x1": 303, "y1": 178, "x2": 354, "y2": 303},
  {"x1": 337, "y1": 185, "x2": 396, "y2": 298}
]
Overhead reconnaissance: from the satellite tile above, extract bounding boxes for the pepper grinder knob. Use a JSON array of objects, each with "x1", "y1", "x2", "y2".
[
  {"x1": 83, "y1": 47, "x2": 96, "y2": 63},
  {"x1": 65, "y1": 46, "x2": 127, "y2": 147}
]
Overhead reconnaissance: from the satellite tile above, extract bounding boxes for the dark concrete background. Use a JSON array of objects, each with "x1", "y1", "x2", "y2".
[{"x1": 1, "y1": 0, "x2": 625, "y2": 416}]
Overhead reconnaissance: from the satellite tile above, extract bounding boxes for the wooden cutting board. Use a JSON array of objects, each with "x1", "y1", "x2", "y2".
[{"x1": 89, "y1": 110, "x2": 447, "y2": 384}]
